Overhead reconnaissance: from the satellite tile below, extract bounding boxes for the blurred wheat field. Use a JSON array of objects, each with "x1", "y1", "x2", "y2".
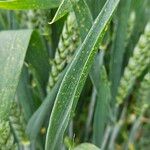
[{"x1": 0, "y1": 0, "x2": 149, "y2": 150}]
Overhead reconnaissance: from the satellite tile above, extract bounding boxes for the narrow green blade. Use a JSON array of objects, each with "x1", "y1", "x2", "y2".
[
  {"x1": 50, "y1": 0, "x2": 72, "y2": 24},
  {"x1": 70, "y1": 0, "x2": 93, "y2": 40},
  {"x1": 110, "y1": 0, "x2": 131, "y2": 104},
  {"x1": 93, "y1": 65, "x2": 111, "y2": 147},
  {"x1": 0, "y1": 0, "x2": 61, "y2": 10},
  {"x1": 45, "y1": 0, "x2": 120, "y2": 149},
  {"x1": 17, "y1": 66, "x2": 35, "y2": 121}
]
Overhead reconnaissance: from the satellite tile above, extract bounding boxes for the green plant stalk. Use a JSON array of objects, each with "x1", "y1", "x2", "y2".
[
  {"x1": 116, "y1": 22, "x2": 150, "y2": 105},
  {"x1": 125, "y1": 101, "x2": 149, "y2": 150},
  {"x1": 47, "y1": 12, "x2": 80, "y2": 91},
  {"x1": 85, "y1": 87, "x2": 97, "y2": 140},
  {"x1": 108, "y1": 105, "x2": 127, "y2": 150},
  {"x1": 0, "y1": 121, "x2": 17, "y2": 150},
  {"x1": 101, "y1": 126, "x2": 112, "y2": 150}
]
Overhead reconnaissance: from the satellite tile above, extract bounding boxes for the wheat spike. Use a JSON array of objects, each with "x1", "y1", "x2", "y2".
[
  {"x1": 47, "y1": 12, "x2": 80, "y2": 91},
  {"x1": 17, "y1": 9, "x2": 50, "y2": 35},
  {"x1": 116, "y1": 22, "x2": 150, "y2": 105}
]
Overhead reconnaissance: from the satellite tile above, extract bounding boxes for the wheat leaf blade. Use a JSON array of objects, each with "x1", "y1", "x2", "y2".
[
  {"x1": 0, "y1": 0, "x2": 61, "y2": 9},
  {"x1": 45, "y1": 0, "x2": 120, "y2": 149},
  {"x1": 0, "y1": 30, "x2": 32, "y2": 121}
]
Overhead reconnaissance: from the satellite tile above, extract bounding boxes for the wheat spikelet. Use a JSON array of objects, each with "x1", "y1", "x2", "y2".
[
  {"x1": 125, "y1": 11, "x2": 136, "y2": 46},
  {"x1": 47, "y1": 12, "x2": 80, "y2": 91},
  {"x1": 135, "y1": 72, "x2": 150, "y2": 113},
  {"x1": 17, "y1": 9, "x2": 50, "y2": 35},
  {"x1": 116, "y1": 22, "x2": 150, "y2": 105},
  {"x1": 9, "y1": 102, "x2": 30, "y2": 147},
  {"x1": 0, "y1": 121, "x2": 17, "y2": 150}
]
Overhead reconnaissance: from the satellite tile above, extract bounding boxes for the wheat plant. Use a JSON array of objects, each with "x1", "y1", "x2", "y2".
[{"x1": 0, "y1": 0, "x2": 149, "y2": 150}]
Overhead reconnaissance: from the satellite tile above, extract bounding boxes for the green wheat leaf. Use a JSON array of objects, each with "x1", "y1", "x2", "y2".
[
  {"x1": 0, "y1": 30, "x2": 32, "y2": 121},
  {"x1": 70, "y1": 0, "x2": 93, "y2": 40},
  {"x1": 0, "y1": 30, "x2": 49, "y2": 122},
  {"x1": 50, "y1": 0, "x2": 72, "y2": 24},
  {"x1": 16, "y1": 66, "x2": 35, "y2": 121},
  {"x1": 110, "y1": 0, "x2": 131, "y2": 104},
  {"x1": 26, "y1": 69, "x2": 67, "y2": 140},
  {"x1": 93, "y1": 53, "x2": 111, "y2": 147},
  {"x1": 45, "y1": 0, "x2": 120, "y2": 149},
  {"x1": 0, "y1": 0, "x2": 61, "y2": 10}
]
